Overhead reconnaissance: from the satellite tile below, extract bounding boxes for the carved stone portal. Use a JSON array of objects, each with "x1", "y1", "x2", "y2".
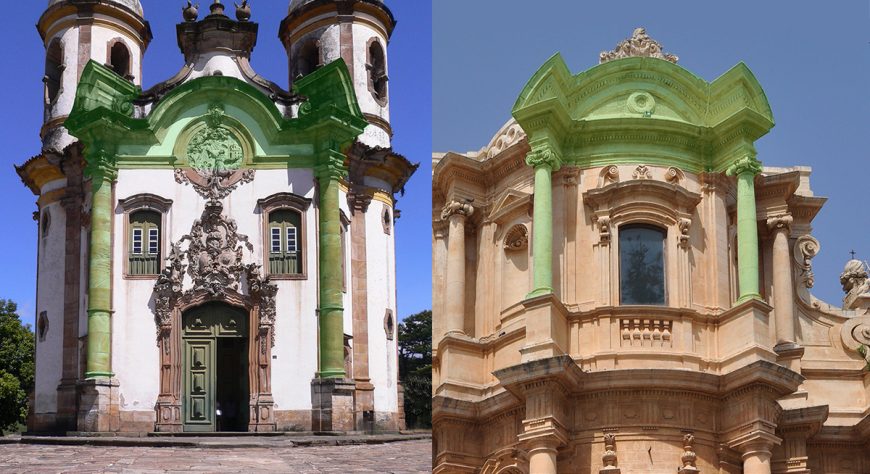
[{"x1": 152, "y1": 197, "x2": 278, "y2": 432}]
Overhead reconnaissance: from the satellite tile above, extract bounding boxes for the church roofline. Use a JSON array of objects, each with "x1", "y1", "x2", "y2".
[{"x1": 279, "y1": 0, "x2": 396, "y2": 43}]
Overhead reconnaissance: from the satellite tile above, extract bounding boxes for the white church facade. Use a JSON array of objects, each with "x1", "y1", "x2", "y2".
[{"x1": 17, "y1": 0, "x2": 416, "y2": 433}]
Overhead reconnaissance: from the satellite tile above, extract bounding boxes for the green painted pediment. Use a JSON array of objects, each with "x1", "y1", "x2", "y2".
[
  {"x1": 512, "y1": 54, "x2": 775, "y2": 173},
  {"x1": 66, "y1": 59, "x2": 367, "y2": 170}
]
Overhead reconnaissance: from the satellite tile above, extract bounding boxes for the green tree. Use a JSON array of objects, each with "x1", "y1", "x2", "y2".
[
  {"x1": 398, "y1": 309, "x2": 431, "y2": 429},
  {"x1": 0, "y1": 300, "x2": 35, "y2": 433}
]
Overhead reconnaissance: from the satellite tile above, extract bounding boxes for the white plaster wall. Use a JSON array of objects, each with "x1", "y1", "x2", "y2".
[
  {"x1": 352, "y1": 23, "x2": 390, "y2": 150},
  {"x1": 187, "y1": 52, "x2": 248, "y2": 83},
  {"x1": 365, "y1": 200, "x2": 398, "y2": 413},
  {"x1": 111, "y1": 167, "x2": 327, "y2": 413},
  {"x1": 34, "y1": 180, "x2": 68, "y2": 414}
]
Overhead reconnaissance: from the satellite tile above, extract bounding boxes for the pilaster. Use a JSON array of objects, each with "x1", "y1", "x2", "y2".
[
  {"x1": 315, "y1": 147, "x2": 347, "y2": 379},
  {"x1": 726, "y1": 155, "x2": 763, "y2": 303},
  {"x1": 83, "y1": 146, "x2": 117, "y2": 380},
  {"x1": 310, "y1": 378, "x2": 356, "y2": 432},
  {"x1": 525, "y1": 142, "x2": 561, "y2": 299},
  {"x1": 348, "y1": 190, "x2": 375, "y2": 430},
  {"x1": 441, "y1": 200, "x2": 473, "y2": 336}
]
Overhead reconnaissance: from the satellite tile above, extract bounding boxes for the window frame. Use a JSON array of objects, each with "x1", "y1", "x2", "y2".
[
  {"x1": 106, "y1": 38, "x2": 133, "y2": 81},
  {"x1": 617, "y1": 223, "x2": 668, "y2": 306},
  {"x1": 366, "y1": 37, "x2": 389, "y2": 106},
  {"x1": 118, "y1": 193, "x2": 173, "y2": 280},
  {"x1": 258, "y1": 193, "x2": 313, "y2": 280}
]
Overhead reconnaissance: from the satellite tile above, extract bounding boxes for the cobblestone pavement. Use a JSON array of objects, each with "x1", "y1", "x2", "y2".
[{"x1": 0, "y1": 439, "x2": 431, "y2": 473}]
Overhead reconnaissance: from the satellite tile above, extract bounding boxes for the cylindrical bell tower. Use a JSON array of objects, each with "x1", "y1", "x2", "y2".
[
  {"x1": 38, "y1": 0, "x2": 151, "y2": 152},
  {"x1": 279, "y1": 0, "x2": 395, "y2": 149}
]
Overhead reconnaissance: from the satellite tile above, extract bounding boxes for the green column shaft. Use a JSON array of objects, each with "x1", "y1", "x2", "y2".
[
  {"x1": 528, "y1": 165, "x2": 554, "y2": 299},
  {"x1": 86, "y1": 176, "x2": 114, "y2": 378},
  {"x1": 318, "y1": 176, "x2": 345, "y2": 378},
  {"x1": 736, "y1": 171, "x2": 761, "y2": 302}
]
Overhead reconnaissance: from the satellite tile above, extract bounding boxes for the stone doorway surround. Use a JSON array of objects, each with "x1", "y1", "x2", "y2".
[{"x1": 153, "y1": 199, "x2": 277, "y2": 433}]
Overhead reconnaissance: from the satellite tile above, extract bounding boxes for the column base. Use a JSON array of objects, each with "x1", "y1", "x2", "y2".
[
  {"x1": 311, "y1": 378, "x2": 355, "y2": 432},
  {"x1": 249, "y1": 393, "x2": 277, "y2": 432},
  {"x1": 56, "y1": 379, "x2": 79, "y2": 432},
  {"x1": 526, "y1": 287, "x2": 554, "y2": 299},
  {"x1": 736, "y1": 293, "x2": 762, "y2": 304},
  {"x1": 77, "y1": 378, "x2": 120, "y2": 433},
  {"x1": 154, "y1": 397, "x2": 182, "y2": 432},
  {"x1": 354, "y1": 380, "x2": 375, "y2": 432},
  {"x1": 678, "y1": 468, "x2": 700, "y2": 474}
]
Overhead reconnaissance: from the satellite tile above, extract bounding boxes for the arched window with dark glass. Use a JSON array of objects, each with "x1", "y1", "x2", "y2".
[
  {"x1": 109, "y1": 41, "x2": 131, "y2": 79},
  {"x1": 44, "y1": 39, "x2": 63, "y2": 104},
  {"x1": 269, "y1": 209, "x2": 302, "y2": 275},
  {"x1": 129, "y1": 210, "x2": 161, "y2": 276},
  {"x1": 619, "y1": 225, "x2": 666, "y2": 305}
]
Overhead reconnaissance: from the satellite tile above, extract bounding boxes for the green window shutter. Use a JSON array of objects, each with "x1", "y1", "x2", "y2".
[
  {"x1": 269, "y1": 209, "x2": 302, "y2": 275},
  {"x1": 129, "y1": 210, "x2": 161, "y2": 276}
]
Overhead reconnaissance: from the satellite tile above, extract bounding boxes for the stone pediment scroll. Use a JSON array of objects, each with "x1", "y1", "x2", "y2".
[
  {"x1": 153, "y1": 198, "x2": 278, "y2": 343},
  {"x1": 599, "y1": 27, "x2": 678, "y2": 64}
]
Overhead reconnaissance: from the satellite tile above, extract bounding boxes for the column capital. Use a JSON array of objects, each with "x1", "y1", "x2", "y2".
[
  {"x1": 726, "y1": 155, "x2": 762, "y2": 177},
  {"x1": 347, "y1": 186, "x2": 374, "y2": 214},
  {"x1": 766, "y1": 213, "x2": 793, "y2": 233},
  {"x1": 315, "y1": 150, "x2": 347, "y2": 182},
  {"x1": 525, "y1": 144, "x2": 562, "y2": 171},
  {"x1": 441, "y1": 200, "x2": 474, "y2": 221},
  {"x1": 83, "y1": 146, "x2": 118, "y2": 182}
]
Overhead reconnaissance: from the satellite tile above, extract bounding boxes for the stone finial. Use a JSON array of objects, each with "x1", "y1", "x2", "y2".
[
  {"x1": 599, "y1": 27, "x2": 678, "y2": 64},
  {"x1": 678, "y1": 433, "x2": 700, "y2": 474},
  {"x1": 600, "y1": 433, "x2": 621, "y2": 473},
  {"x1": 235, "y1": 0, "x2": 251, "y2": 21},
  {"x1": 183, "y1": 1, "x2": 199, "y2": 21},
  {"x1": 209, "y1": 0, "x2": 226, "y2": 16},
  {"x1": 841, "y1": 259, "x2": 870, "y2": 309}
]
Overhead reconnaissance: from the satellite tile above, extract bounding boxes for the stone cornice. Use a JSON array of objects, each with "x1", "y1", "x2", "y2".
[
  {"x1": 16, "y1": 154, "x2": 66, "y2": 195},
  {"x1": 38, "y1": 1, "x2": 152, "y2": 47}
]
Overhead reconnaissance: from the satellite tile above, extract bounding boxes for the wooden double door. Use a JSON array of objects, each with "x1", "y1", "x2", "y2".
[{"x1": 182, "y1": 302, "x2": 249, "y2": 432}]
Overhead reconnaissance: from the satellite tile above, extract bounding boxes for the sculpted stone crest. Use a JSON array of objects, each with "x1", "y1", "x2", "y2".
[
  {"x1": 153, "y1": 198, "x2": 278, "y2": 342},
  {"x1": 599, "y1": 27, "x2": 678, "y2": 64}
]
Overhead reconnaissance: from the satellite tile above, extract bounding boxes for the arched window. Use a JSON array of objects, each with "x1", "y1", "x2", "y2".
[
  {"x1": 295, "y1": 40, "x2": 320, "y2": 78},
  {"x1": 129, "y1": 210, "x2": 161, "y2": 276},
  {"x1": 367, "y1": 40, "x2": 387, "y2": 102},
  {"x1": 619, "y1": 225, "x2": 666, "y2": 305},
  {"x1": 109, "y1": 41, "x2": 131, "y2": 79},
  {"x1": 44, "y1": 39, "x2": 63, "y2": 104},
  {"x1": 269, "y1": 209, "x2": 302, "y2": 275}
]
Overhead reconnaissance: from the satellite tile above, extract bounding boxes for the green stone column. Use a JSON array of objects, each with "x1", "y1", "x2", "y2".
[
  {"x1": 316, "y1": 149, "x2": 347, "y2": 379},
  {"x1": 85, "y1": 148, "x2": 117, "y2": 379},
  {"x1": 726, "y1": 156, "x2": 763, "y2": 303},
  {"x1": 526, "y1": 145, "x2": 560, "y2": 299}
]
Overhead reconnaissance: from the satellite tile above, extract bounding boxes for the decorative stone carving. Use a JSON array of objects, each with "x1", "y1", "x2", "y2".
[
  {"x1": 678, "y1": 218, "x2": 691, "y2": 248},
  {"x1": 441, "y1": 200, "x2": 474, "y2": 221},
  {"x1": 632, "y1": 164, "x2": 651, "y2": 180},
  {"x1": 152, "y1": 198, "x2": 278, "y2": 343},
  {"x1": 665, "y1": 167, "x2": 685, "y2": 185},
  {"x1": 793, "y1": 235, "x2": 820, "y2": 288},
  {"x1": 504, "y1": 224, "x2": 529, "y2": 251},
  {"x1": 485, "y1": 120, "x2": 526, "y2": 159},
  {"x1": 620, "y1": 319, "x2": 673, "y2": 348},
  {"x1": 596, "y1": 216, "x2": 611, "y2": 244},
  {"x1": 627, "y1": 91, "x2": 655, "y2": 117},
  {"x1": 725, "y1": 155, "x2": 763, "y2": 177},
  {"x1": 840, "y1": 259, "x2": 870, "y2": 309},
  {"x1": 599, "y1": 165, "x2": 619, "y2": 187},
  {"x1": 766, "y1": 214, "x2": 793, "y2": 233},
  {"x1": 562, "y1": 167, "x2": 580, "y2": 187},
  {"x1": 235, "y1": 0, "x2": 251, "y2": 22},
  {"x1": 384, "y1": 309, "x2": 395, "y2": 341},
  {"x1": 840, "y1": 316, "x2": 870, "y2": 370},
  {"x1": 599, "y1": 27, "x2": 678, "y2": 64},
  {"x1": 176, "y1": 103, "x2": 255, "y2": 200},
  {"x1": 525, "y1": 146, "x2": 560, "y2": 170},
  {"x1": 600, "y1": 433, "x2": 620, "y2": 473},
  {"x1": 678, "y1": 433, "x2": 700, "y2": 474}
]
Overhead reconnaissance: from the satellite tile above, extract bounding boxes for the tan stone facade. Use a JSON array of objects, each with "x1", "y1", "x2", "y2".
[{"x1": 432, "y1": 52, "x2": 870, "y2": 472}]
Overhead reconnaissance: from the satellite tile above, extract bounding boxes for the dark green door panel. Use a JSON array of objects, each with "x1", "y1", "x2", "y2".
[{"x1": 183, "y1": 338, "x2": 215, "y2": 432}]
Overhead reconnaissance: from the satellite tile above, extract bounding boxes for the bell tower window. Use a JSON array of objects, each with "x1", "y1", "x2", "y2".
[
  {"x1": 295, "y1": 40, "x2": 320, "y2": 78},
  {"x1": 367, "y1": 40, "x2": 388, "y2": 103},
  {"x1": 108, "y1": 41, "x2": 131, "y2": 79},
  {"x1": 619, "y1": 225, "x2": 666, "y2": 305},
  {"x1": 44, "y1": 39, "x2": 64, "y2": 105}
]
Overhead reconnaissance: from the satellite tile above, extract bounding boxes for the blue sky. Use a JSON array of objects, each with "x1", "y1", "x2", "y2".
[
  {"x1": 0, "y1": 0, "x2": 432, "y2": 325},
  {"x1": 434, "y1": 0, "x2": 870, "y2": 307}
]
